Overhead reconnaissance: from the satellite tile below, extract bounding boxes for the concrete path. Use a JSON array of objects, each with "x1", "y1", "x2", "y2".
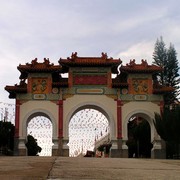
[{"x1": 0, "y1": 157, "x2": 179, "y2": 179}]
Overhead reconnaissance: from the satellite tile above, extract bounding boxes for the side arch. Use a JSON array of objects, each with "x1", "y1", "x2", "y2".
[
  {"x1": 123, "y1": 110, "x2": 155, "y2": 142},
  {"x1": 22, "y1": 109, "x2": 57, "y2": 139},
  {"x1": 64, "y1": 101, "x2": 116, "y2": 139}
]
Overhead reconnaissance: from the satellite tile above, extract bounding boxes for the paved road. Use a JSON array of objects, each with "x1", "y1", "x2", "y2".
[{"x1": 0, "y1": 157, "x2": 179, "y2": 179}]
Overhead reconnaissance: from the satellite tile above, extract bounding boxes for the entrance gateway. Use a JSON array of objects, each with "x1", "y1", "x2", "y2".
[{"x1": 5, "y1": 52, "x2": 171, "y2": 158}]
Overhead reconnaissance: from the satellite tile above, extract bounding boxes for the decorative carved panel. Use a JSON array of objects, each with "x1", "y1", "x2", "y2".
[
  {"x1": 31, "y1": 78, "x2": 48, "y2": 94},
  {"x1": 132, "y1": 79, "x2": 148, "y2": 94},
  {"x1": 73, "y1": 75, "x2": 107, "y2": 85}
]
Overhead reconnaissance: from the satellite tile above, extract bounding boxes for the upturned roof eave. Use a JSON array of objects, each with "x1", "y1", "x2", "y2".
[
  {"x1": 5, "y1": 85, "x2": 27, "y2": 93},
  {"x1": 17, "y1": 66, "x2": 62, "y2": 73}
]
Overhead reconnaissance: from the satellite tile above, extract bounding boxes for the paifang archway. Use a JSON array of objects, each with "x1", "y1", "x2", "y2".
[{"x1": 5, "y1": 53, "x2": 172, "y2": 158}]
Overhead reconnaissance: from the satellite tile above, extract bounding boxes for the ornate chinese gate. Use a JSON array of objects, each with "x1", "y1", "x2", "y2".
[{"x1": 5, "y1": 53, "x2": 170, "y2": 158}]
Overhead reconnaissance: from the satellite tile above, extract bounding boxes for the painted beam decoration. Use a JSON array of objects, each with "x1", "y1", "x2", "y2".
[{"x1": 73, "y1": 75, "x2": 107, "y2": 85}]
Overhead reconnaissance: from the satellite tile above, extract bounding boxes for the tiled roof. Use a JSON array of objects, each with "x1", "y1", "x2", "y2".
[
  {"x1": 153, "y1": 86, "x2": 174, "y2": 94},
  {"x1": 18, "y1": 58, "x2": 61, "y2": 72},
  {"x1": 5, "y1": 84, "x2": 27, "y2": 93},
  {"x1": 121, "y1": 59, "x2": 162, "y2": 73},
  {"x1": 59, "y1": 52, "x2": 121, "y2": 67}
]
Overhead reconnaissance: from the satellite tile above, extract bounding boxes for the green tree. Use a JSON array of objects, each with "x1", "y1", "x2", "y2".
[
  {"x1": 153, "y1": 36, "x2": 180, "y2": 104},
  {"x1": 154, "y1": 106, "x2": 180, "y2": 159},
  {"x1": 25, "y1": 135, "x2": 42, "y2": 156},
  {"x1": 165, "y1": 43, "x2": 180, "y2": 103},
  {"x1": 153, "y1": 36, "x2": 167, "y2": 85},
  {"x1": 0, "y1": 121, "x2": 15, "y2": 155}
]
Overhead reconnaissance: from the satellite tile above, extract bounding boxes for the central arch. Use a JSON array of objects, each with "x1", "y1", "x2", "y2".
[
  {"x1": 68, "y1": 108, "x2": 109, "y2": 157},
  {"x1": 64, "y1": 101, "x2": 116, "y2": 156},
  {"x1": 65, "y1": 102, "x2": 115, "y2": 138}
]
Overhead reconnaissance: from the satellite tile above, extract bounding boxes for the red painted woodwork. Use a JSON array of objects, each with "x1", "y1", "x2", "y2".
[
  {"x1": 58, "y1": 100, "x2": 63, "y2": 138},
  {"x1": 107, "y1": 72, "x2": 112, "y2": 88},
  {"x1": 15, "y1": 100, "x2": 21, "y2": 137},
  {"x1": 74, "y1": 75, "x2": 107, "y2": 85},
  {"x1": 68, "y1": 71, "x2": 73, "y2": 88},
  {"x1": 117, "y1": 100, "x2": 123, "y2": 138}
]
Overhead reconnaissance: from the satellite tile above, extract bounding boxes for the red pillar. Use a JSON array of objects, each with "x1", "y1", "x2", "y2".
[
  {"x1": 117, "y1": 100, "x2": 123, "y2": 139},
  {"x1": 15, "y1": 100, "x2": 20, "y2": 138},
  {"x1": 58, "y1": 100, "x2": 63, "y2": 138}
]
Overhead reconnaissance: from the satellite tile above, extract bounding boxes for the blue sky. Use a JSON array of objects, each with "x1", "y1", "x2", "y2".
[{"x1": 0, "y1": 0, "x2": 180, "y2": 103}]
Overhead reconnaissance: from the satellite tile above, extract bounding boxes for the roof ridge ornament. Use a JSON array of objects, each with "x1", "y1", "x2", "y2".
[
  {"x1": 25, "y1": 58, "x2": 54, "y2": 67},
  {"x1": 126, "y1": 59, "x2": 136, "y2": 66},
  {"x1": 141, "y1": 59, "x2": 148, "y2": 67},
  {"x1": 31, "y1": 58, "x2": 38, "y2": 67},
  {"x1": 43, "y1": 58, "x2": 54, "y2": 66},
  {"x1": 126, "y1": 59, "x2": 149, "y2": 67},
  {"x1": 68, "y1": 52, "x2": 78, "y2": 61},
  {"x1": 101, "y1": 52, "x2": 108, "y2": 60}
]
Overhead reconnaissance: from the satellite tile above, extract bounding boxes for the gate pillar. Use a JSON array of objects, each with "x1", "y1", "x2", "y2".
[
  {"x1": 117, "y1": 100, "x2": 122, "y2": 139},
  {"x1": 18, "y1": 138, "x2": 27, "y2": 156},
  {"x1": 57, "y1": 100, "x2": 69, "y2": 156},
  {"x1": 14, "y1": 100, "x2": 27, "y2": 155},
  {"x1": 110, "y1": 138, "x2": 128, "y2": 158},
  {"x1": 151, "y1": 138, "x2": 166, "y2": 159},
  {"x1": 62, "y1": 138, "x2": 69, "y2": 156},
  {"x1": 52, "y1": 138, "x2": 59, "y2": 156},
  {"x1": 110, "y1": 100, "x2": 128, "y2": 158}
]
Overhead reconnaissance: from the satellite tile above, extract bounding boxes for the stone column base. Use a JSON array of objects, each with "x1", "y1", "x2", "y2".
[
  {"x1": 109, "y1": 138, "x2": 128, "y2": 158},
  {"x1": 110, "y1": 138, "x2": 119, "y2": 158},
  {"x1": 111, "y1": 149, "x2": 128, "y2": 158},
  {"x1": 52, "y1": 138, "x2": 59, "y2": 156},
  {"x1": 151, "y1": 139, "x2": 166, "y2": 159},
  {"x1": 122, "y1": 149, "x2": 128, "y2": 158},
  {"x1": 18, "y1": 138, "x2": 27, "y2": 156},
  {"x1": 19, "y1": 149, "x2": 27, "y2": 156},
  {"x1": 52, "y1": 149, "x2": 58, "y2": 156},
  {"x1": 151, "y1": 149, "x2": 166, "y2": 159},
  {"x1": 62, "y1": 149, "x2": 69, "y2": 157},
  {"x1": 62, "y1": 138, "x2": 69, "y2": 157},
  {"x1": 55, "y1": 137, "x2": 69, "y2": 157},
  {"x1": 110, "y1": 149, "x2": 121, "y2": 157},
  {"x1": 14, "y1": 137, "x2": 19, "y2": 155}
]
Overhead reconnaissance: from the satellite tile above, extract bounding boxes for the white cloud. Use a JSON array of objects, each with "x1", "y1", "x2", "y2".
[
  {"x1": 113, "y1": 6, "x2": 168, "y2": 35},
  {"x1": 1, "y1": 0, "x2": 180, "y2": 103},
  {"x1": 117, "y1": 41, "x2": 154, "y2": 65}
]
